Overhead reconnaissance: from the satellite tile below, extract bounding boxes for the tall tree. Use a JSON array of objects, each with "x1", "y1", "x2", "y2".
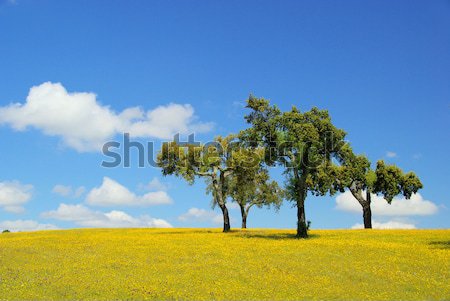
[
  {"x1": 244, "y1": 96, "x2": 346, "y2": 238},
  {"x1": 157, "y1": 134, "x2": 262, "y2": 232},
  {"x1": 228, "y1": 167, "x2": 283, "y2": 229},
  {"x1": 335, "y1": 145, "x2": 423, "y2": 228}
]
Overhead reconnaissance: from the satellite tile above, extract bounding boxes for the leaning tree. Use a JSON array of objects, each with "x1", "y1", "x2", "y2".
[
  {"x1": 157, "y1": 134, "x2": 263, "y2": 232},
  {"x1": 334, "y1": 145, "x2": 423, "y2": 228},
  {"x1": 244, "y1": 95, "x2": 346, "y2": 238}
]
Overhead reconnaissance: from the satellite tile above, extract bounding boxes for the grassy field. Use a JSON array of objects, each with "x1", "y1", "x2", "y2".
[{"x1": 0, "y1": 229, "x2": 449, "y2": 300}]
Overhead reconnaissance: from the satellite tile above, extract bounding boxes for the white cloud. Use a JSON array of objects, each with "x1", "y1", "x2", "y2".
[
  {"x1": 74, "y1": 186, "x2": 86, "y2": 198},
  {"x1": 52, "y1": 185, "x2": 86, "y2": 198},
  {"x1": 86, "y1": 177, "x2": 172, "y2": 207},
  {"x1": 336, "y1": 191, "x2": 438, "y2": 216},
  {"x1": 0, "y1": 181, "x2": 33, "y2": 214},
  {"x1": 0, "y1": 220, "x2": 58, "y2": 232},
  {"x1": 351, "y1": 220, "x2": 416, "y2": 229},
  {"x1": 52, "y1": 185, "x2": 71, "y2": 197},
  {"x1": 178, "y1": 207, "x2": 222, "y2": 225},
  {"x1": 41, "y1": 203, "x2": 172, "y2": 228},
  {"x1": 386, "y1": 151, "x2": 397, "y2": 158},
  {"x1": 125, "y1": 103, "x2": 213, "y2": 139},
  {"x1": 42, "y1": 203, "x2": 96, "y2": 222},
  {"x1": 139, "y1": 177, "x2": 168, "y2": 191},
  {"x1": 0, "y1": 82, "x2": 213, "y2": 152}
]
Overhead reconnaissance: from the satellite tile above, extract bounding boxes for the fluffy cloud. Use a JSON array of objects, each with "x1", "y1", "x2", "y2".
[
  {"x1": 41, "y1": 203, "x2": 172, "y2": 228},
  {"x1": 178, "y1": 207, "x2": 222, "y2": 225},
  {"x1": 52, "y1": 185, "x2": 86, "y2": 198},
  {"x1": 0, "y1": 82, "x2": 213, "y2": 152},
  {"x1": 351, "y1": 220, "x2": 416, "y2": 229},
  {"x1": 0, "y1": 220, "x2": 58, "y2": 232},
  {"x1": 85, "y1": 177, "x2": 172, "y2": 207},
  {"x1": 336, "y1": 191, "x2": 438, "y2": 216},
  {"x1": 0, "y1": 181, "x2": 33, "y2": 213},
  {"x1": 139, "y1": 177, "x2": 168, "y2": 191}
]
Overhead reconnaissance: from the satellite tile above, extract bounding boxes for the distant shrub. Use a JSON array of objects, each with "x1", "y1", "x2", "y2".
[
  {"x1": 306, "y1": 221, "x2": 311, "y2": 231},
  {"x1": 2, "y1": 229, "x2": 10, "y2": 233}
]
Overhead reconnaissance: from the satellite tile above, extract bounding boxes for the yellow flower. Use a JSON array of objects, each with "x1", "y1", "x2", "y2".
[{"x1": 0, "y1": 228, "x2": 448, "y2": 300}]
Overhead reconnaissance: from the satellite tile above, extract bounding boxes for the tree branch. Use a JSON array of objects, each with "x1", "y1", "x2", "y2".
[{"x1": 194, "y1": 170, "x2": 214, "y2": 178}]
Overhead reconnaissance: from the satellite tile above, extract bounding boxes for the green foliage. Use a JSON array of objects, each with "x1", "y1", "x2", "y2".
[
  {"x1": 2, "y1": 229, "x2": 10, "y2": 233},
  {"x1": 337, "y1": 150, "x2": 423, "y2": 205},
  {"x1": 243, "y1": 95, "x2": 347, "y2": 237},
  {"x1": 401, "y1": 172, "x2": 423, "y2": 199},
  {"x1": 365, "y1": 170, "x2": 377, "y2": 188},
  {"x1": 203, "y1": 143, "x2": 283, "y2": 221},
  {"x1": 334, "y1": 144, "x2": 371, "y2": 192},
  {"x1": 156, "y1": 94, "x2": 424, "y2": 234},
  {"x1": 229, "y1": 166, "x2": 284, "y2": 212},
  {"x1": 157, "y1": 134, "x2": 267, "y2": 231},
  {"x1": 157, "y1": 134, "x2": 240, "y2": 186},
  {"x1": 244, "y1": 96, "x2": 347, "y2": 198},
  {"x1": 374, "y1": 160, "x2": 423, "y2": 203}
]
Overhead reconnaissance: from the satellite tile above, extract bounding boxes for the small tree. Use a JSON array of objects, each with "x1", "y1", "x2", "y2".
[
  {"x1": 335, "y1": 146, "x2": 423, "y2": 228},
  {"x1": 228, "y1": 167, "x2": 283, "y2": 228},
  {"x1": 157, "y1": 134, "x2": 263, "y2": 232}
]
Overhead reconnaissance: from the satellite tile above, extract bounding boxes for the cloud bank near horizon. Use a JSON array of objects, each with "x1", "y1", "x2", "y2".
[
  {"x1": 336, "y1": 191, "x2": 438, "y2": 217},
  {"x1": 41, "y1": 203, "x2": 172, "y2": 228}
]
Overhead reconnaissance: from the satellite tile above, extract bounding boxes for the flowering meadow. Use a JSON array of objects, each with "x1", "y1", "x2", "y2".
[{"x1": 0, "y1": 228, "x2": 448, "y2": 300}]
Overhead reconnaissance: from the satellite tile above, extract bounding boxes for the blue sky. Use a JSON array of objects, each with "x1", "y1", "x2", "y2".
[{"x1": 0, "y1": 0, "x2": 449, "y2": 231}]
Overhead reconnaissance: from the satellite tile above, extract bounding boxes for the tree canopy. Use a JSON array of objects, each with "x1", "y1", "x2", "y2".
[
  {"x1": 156, "y1": 94, "x2": 424, "y2": 236},
  {"x1": 227, "y1": 166, "x2": 283, "y2": 228},
  {"x1": 244, "y1": 95, "x2": 347, "y2": 238},
  {"x1": 157, "y1": 134, "x2": 264, "y2": 232},
  {"x1": 334, "y1": 145, "x2": 423, "y2": 228}
]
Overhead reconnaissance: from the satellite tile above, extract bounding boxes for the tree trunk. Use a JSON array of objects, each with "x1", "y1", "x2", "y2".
[
  {"x1": 214, "y1": 172, "x2": 231, "y2": 232},
  {"x1": 239, "y1": 205, "x2": 247, "y2": 229},
  {"x1": 363, "y1": 190, "x2": 372, "y2": 229},
  {"x1": 351, "y1": 187, "x2": 372, "y2": 229},
  {"x1": 219, "y1": 204, "x2": 231, "y2": 232},
  {"x1": 294, "y1": 166, "x2": 308, "y2": 238},
  {"x1": 296, "y1": 199, "x2": 308, "y2": 238}
]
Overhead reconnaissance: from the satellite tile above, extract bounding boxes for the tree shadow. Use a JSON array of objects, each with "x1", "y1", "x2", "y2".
[
  {"x1": 148, "y1": 229, "x2": 220, "y2": 235},
  {"x1": 237, "y1": 232, "x2": 320, "y2": 240},
  {"x1": 135, "y1": 229, "x2": 321, "y2": 240},
  {"x1": 428, "y1": 240, "x2": 450, "y2": 249}
]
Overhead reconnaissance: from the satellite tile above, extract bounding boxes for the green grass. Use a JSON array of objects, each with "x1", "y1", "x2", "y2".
[{"x1": 0, "y1": 228, "x2": 449, "y2": 300}]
